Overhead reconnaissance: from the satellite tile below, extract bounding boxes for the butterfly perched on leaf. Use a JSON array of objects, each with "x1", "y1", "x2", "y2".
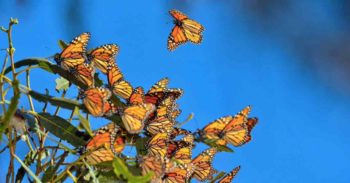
[
  {"x1": 145, "y1": 77, "x2": 183, "y2": 105},
  {"x1": 88, "y1": 44, "x2": 119, "y2": 74},
  {"x1": 138, "y1": 155, "x2": 166, "y2": 181},
  {"x1": 79, "y1": 87, "x2": 117, "y2": 117},
  {"x1": 201, "y1": 106, "x2": 258, "y2": 147},
  {"x1": 191, "y1": 147, "x2": 217, "y2": 181},
  {"x1": 54, "y1": 32, "x2": 90, "y2": 71},
  {"x1": 168, "y1": 134, "x2": 194, "y2": 165},
  {"x1": 120, "y1": 87, "x2": 155, "y2": 134},
  {"x1": 167, "y1": 10, "x2": 204, "y2": 51},
  {"x1": 84, "y1": 122, "x2": 125, "y2": 165},
  {"x1": 162, "y1": 163, "x2": 194, "y2": 183},
  {"x1": 146, "y1": 132, "x2": 169, "y2": 158},
  {"x1": 69, "y1": 63, "x2": 95, "y2": 88},
  {"x1": 218, "y1": 166, "x2": 241, "y2": 183},
  {"x1": 107, "y1": 64, "x2": 133, "y2": 99}
]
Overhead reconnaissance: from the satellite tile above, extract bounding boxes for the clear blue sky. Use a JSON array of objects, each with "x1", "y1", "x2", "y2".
[{"x1": 1, "y1": 1, "x2": 350, "y2": 182}]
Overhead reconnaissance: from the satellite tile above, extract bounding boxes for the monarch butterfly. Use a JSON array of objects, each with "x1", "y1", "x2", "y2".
[
  {"x1": 70, "y1": 63, "x2": 95, "y2": 88},
  {"x1": 218, "y1": 166, "x2": 241, "y2": 183},
  {"x1": 145, "y1": 78, "x2": 183, "y2": 105},
  {"x1": 201, "y1": 106, "x2": 258, "y2": 147},
  {"x1": 102, "y1": 100, "x2": 119, "y2": 116},
  {"x1": 54, "y1": 32, "x2": 90, "y2": 70},
  {"x1": 128, "y1": 87, "x2": 146, "y2": 105},
  {"x1": 146, "y1": 132, "x2": 169, "y2": 158},
  {"x1": 169, "y1": 128, "x2": 191, "y2": 139},
  {"x1": 162, "y1": 163, "x2": 194, "y2": 183},
  {"x1": 167, "y1": 134, "x2": 194, "y2": 159},
  {"x1": 79, "y1": 87, "x2": 112, "y2": 117},
  {"x1": 138, "y1": 155, "x2": 166, "y2": 181},
  {"x1": 168, "y1": 10, "x2": 204, "y2": 51},
  {"x1": 88, "y1": 44, "x2": 119, "y2": 74},
  {"x1": 146, "y1": 116, "x2": 174, "y2": 136},
  {"x1": 191, "y1": 147, "x2": 217, "y2": 181},
  {"x1": 201, "y1": 115, "x2": 233, "y2": 146},
  {"x1": 221, "y1": 107, "x2": 258, "y2": 147},
  {"x1": 107, "y1": 64, "x2": 133, "y2": 99},
  {"x1": 120, "y1": 103, "x2": 155, "y2": 134},
  {"x1": 85, "y1": 123, "x2": 125, "y2": 165}
]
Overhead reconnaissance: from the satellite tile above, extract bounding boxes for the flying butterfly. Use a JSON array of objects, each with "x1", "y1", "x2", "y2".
[
  {"x1": 167, "y1": 10, "x2": 204, "y2": 51},
  {"x1": 79, "y1": 87, "x2": 112, "y2": 117},
  {"x1": 191, "y1": 147, "x2": 217, "y2": 181},
  {"x1": 88, "y1": 44, "x2": 119, "y2": 74},
  {"x1": 85, "y1": 123, "x2": 125, "y2": 165},
  {"x1": 107, "y1": 64, "x2": 133, "y2": 99},
  {"x1": 54, "y1": 32, "x2": 90, "y2": 70},
  {"x1": 218, "y1": 166, "x2": 241, "y2": 183}
]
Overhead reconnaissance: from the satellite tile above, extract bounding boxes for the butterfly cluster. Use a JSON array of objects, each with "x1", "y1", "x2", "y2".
[{"x1": 53, "y1": 18, "x2": 256, "y2": 182}]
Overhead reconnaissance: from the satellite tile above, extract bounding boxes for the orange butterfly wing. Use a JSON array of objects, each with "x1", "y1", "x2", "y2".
[
  {"x1": 169, "y1": 9, "x2": 188, "y2": 21},
  {"x1": 191, "y1": 147, "x2": 217, "y2": 181},
  {"x1": 120, "y1": 103, "x2": 155, "y2": 134},
  {"x1": 138, "y1": 155, "x2": 165, "y2": 180},
  {"x1": 88, "y1": 44, "x2": 119, "y2": 74},
  {"x1": 146, "y1": 132, "x2": 169, "y2": 158},
  {"x1": 71, "y1": 63, "x2": 95, "y2": 87},
  {"x1": 85, "y1": 123, "x2": 125, "y2": 165},
  {"x1": 168, "y1": 25, "x2": 187, "y2": 51},
  {"x1": 107, "y1": 65, "x2": 133, "y2": 99},
  {"x1": 56, "y1": 32, "x2": 90, "y2": 70},
  {"x1": 218, "y1": 166, "x2": 241, "y2": 183},
  {"x1": 82, "y1": 88, "x2": 111, "y2": 117},
  {"x1": 222, "y1": 106, "x2": 254, "y2": 147}
]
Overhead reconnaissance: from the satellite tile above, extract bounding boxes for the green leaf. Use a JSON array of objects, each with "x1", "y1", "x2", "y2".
[
  {"x1": 36, "y1": 112, "x2": 88, "y2": 147},
  {"x1": 203, "y1": 139, "x2": 234, "y2": 152},
  {"x1": 0, "y1": 79, "x2": 20, "y2": 139},
  {"x1": 75, "y1": 108, "x2": 93, "y2": 137},
  {"x1": 209, "y1": 171, "x2": 226, "y2": 183},
  {"x1": 58, "y1": 40, "x2": 68, "y2": 50},
  {"x1": 135, "y1": 137, "x2": 149, "y2": 156},
  {"x1": 55, "y1": 77, "x2": 70, "y2": 91},
  {"x1": 29, "y1": 90, "x2": 83, "y2": 110},
  {"x1": 112, "y1": 157, "x2": 153, "y2": 183}
]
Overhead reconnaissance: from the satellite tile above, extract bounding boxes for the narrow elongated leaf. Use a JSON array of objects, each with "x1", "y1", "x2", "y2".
[
  {"x1": 203, "y1": 139, "x2": 234, "y2": 152},
  {"x1": 74, "y1": 107, "x2": 94, "y2": 137},
  {"x1": 209, "y1": 171, "x2": 226, "y2": 183},
  {"x1": 112, "y1": 157, "x2": 153, "y2": 183},
  {"x1": 29, "y1": 90, "x2": 83, "y2": 110},
  {"x1": 58, "y1": 40, "x2": 68, "y2": 50},
  {"x1": 36, "y1": 112, "x2": 89, "y2": 147}
]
